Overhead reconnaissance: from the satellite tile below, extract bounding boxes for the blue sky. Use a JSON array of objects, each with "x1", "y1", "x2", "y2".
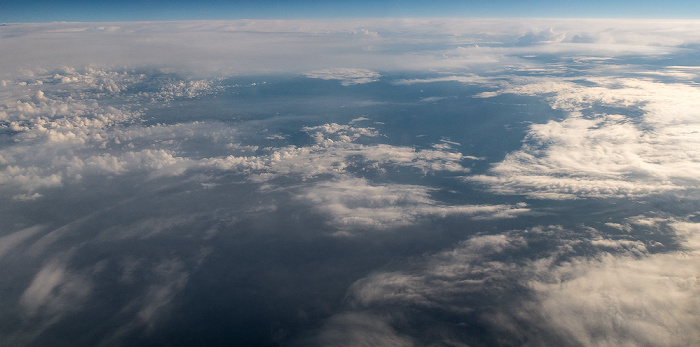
[{"x1": 2, "y1": 0, "x2": 700, "y2": 22}]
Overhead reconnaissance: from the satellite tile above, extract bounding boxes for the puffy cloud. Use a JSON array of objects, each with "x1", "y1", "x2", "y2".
[
  {"x1": 0, "y1": 165, "x2": 62, "y2": 199},
  {"x1": 204, "y1": 122, "x2": 472, "y2": 181},
  {"x1": 0, "y1": 68, "x2": 223, "y2": 198},
  {"x1": 83, "y1": 149, "x2": 190, "y2": 176},
  {"x1": 470, "y1": 77, "x2": 700, "y2": 199}
]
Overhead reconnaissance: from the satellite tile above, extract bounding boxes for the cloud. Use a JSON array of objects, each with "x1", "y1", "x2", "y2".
[
  {"x1": 0, "y1": 64, "x2": 478, "y2": 200},
  {"x1": 83, "y1": 149, "x2": 190, "y2": 177},
  {"x1": 3, "y1": 18, "x2": 700, "y2": 346},
  {"x1": 470, "y1": 77, "x2": 700, "y2": 199},
  {"x1": 317, "y1": 219, "x2": 700, "y2": 345},
  {"x1": 517, "y1": 27, "x2": 567, "y2": 44},
  {"x1": 305, "y1": 68, "x2": 380, "y2": 85},
  {"x1": 393, "y1": 74, "x2": 493, "y2": 86},
  {"x1": 135, "y1": 259, "x2": 189, "y2": 329},
  {"x1": 495, "y1": 221, "x2": 700, "y2": 346},
  {"x1": 4, "y1": 19, "x2": 700, "y2": 80},
  {"x1": 0, "y1": 225, "x2": 43, "y2": 259},
  {"x1": 99, "y1": 258, "x2": 191, "y2": 345},
  {"x1": 297, "y1": 177, "x2": 530, "y2": 232},
  {"x1": 20, "y1": 260, "x2": 92, "y2": 318},
  {"x1": 348, "y1": 233, "x2": 528, "y2": 308},
  {"x1": 0, "y1": 68, "x2": 223, "y2": 197},
  {"x1": 204, "y1": 121, "x2": 473, "y2": 181},
  {"x1": 307, "y1": 312, "x2": 415, "y2": 347}
]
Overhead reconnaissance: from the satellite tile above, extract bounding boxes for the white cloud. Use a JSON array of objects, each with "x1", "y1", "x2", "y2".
[
  {"x1": 348, "y1": 233, "x2": 528, "y2": 308},
  {"x1": 498, "y1": 221, "x2": 700, "y2": 346},
  {"x1": 0, "y1": 166, "x2": 63, "y2": 197},
  {"x1": 393, "y1": 74, "x2": 492, "y2": 85},
  {"x1": 297, "y1": 177, "x2": 529, "y2": 232},
  {"x1": 0, "y1": 68, "x2": 225, "y2": 197},
  {"x1": 204, "y1": 121, "x2": 472, "y2": 181},
  {"x1": 4, "y1": 19, "x2": 700, "y2": 80},
  {"x1": 84, "y1": 149, "x2": 190, "y2": 177},
  {"x1": 305, "y1": 68, "x2": 380, "y2": 85},
  {"x1": 470, "y1": 77, "x2": 700, "y2": 199}
]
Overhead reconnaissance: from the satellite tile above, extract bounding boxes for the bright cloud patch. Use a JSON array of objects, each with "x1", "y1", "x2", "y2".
[
  {"x1": 204, "y1": 121, "x2": 472, "y2": 181},
  {"x1": 305, "y1": 68, "x2": 381, "y2": 85},
  {"x1": 298, "y1": 177, "x2": 529, "y2": 232},
  {"x1": 471, "y1": 77, "x2": 700, "y2": 199}
]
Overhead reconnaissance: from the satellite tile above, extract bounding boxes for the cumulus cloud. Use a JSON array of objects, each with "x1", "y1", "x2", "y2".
[
  {"x1": 0, "y1": 68, "x2": 222, "y2": 198},
  {"x1": 470, "y1": 77, "x2": 700, "y2": 199},
  {"x1": 0, "y1": 65, "x2": 476, "y2": 200},
  {"x1": 204, "y1": 121, "x2": 473, "y2": 181}
]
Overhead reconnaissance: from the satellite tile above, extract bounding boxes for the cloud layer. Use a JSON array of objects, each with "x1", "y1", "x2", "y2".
[{"x1": 3, "y1": 18, "x2": 700, "y2": 346}]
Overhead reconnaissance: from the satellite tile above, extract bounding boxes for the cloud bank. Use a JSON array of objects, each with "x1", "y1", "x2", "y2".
[{"x1": 471, "y1": 77, "x2": 700, "y2": 199}]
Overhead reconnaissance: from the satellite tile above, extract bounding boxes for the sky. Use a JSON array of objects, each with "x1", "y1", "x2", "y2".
[{"x1": 3, "y1": 0, "x2": 700, "y2": 22}]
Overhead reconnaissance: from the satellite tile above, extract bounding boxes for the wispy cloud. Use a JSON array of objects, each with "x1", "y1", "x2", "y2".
[
  {"x1": 305, "y1": 68, "x2": 380, "y2": 85},
  {"x1": 297, "y1": 176, "x2": 529, "y2": 233},
  {"x1": 20, "y1": 259, "x2": 93, "y2": 319},
  {"x1": 318, "y1": 219, "x2": 700, "y2": 345}
]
